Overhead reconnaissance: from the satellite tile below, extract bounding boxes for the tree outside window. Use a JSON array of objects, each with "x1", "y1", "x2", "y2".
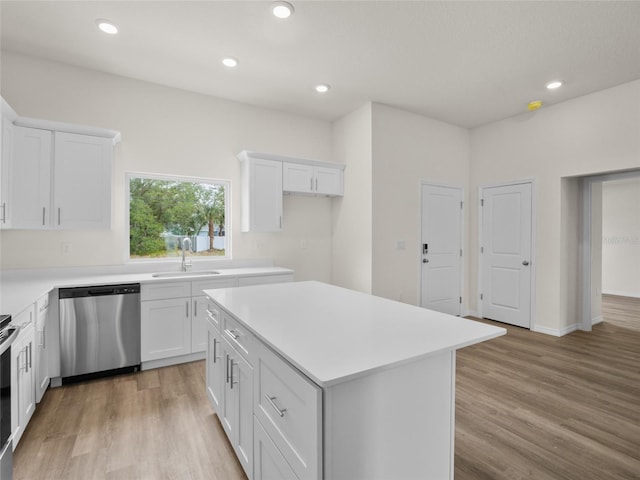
[{"x1": 128, "y1": 174, "x2": 228, "y2": 259}]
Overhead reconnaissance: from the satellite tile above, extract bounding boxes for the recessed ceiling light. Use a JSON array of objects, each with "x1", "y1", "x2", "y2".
[
  {"x1": 96, "y1": 19, "x2": 118, "y2": 35},
  {"x1": 222, "y1": 57, "x2": 238, "y2": 68},
  {"x1": 315, "y1": 84, "x2": 330, "y2": 93},
  {"x1": 272, "y1": 1, "x2": 294, "y2": 19},
  {"x1": 546, "y1": 80, "x2": 563, "y2": 90}
]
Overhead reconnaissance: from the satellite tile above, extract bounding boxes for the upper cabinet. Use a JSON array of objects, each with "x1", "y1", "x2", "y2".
[
  {"x1": 282, "y1": 162, "x2": 343, "y2": 196},
  {"x1": 238, "y1": 150, "x2": 345, "y2": 232},
  {"x1": 0, "y1": 97, "x2": 120, "y2": 231},
  {"x1": 239, "y1": 153, "x2": 283, "y2": 233},
  {"x1": 53, "y1": 132, "x2": 113, "y2": 230},
  {"x1": 1, "y1": 97, "x2": 17, "y2": 229}
]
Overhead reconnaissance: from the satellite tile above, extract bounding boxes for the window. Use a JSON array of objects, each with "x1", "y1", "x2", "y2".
[{"x1": 127, "y1": 173, "x2": 229, "y2": 260}]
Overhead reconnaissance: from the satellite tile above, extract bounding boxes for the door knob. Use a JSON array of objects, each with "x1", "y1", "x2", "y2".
[{"x1": 522, "y1": 260, "x2": 530, "y2": 266}]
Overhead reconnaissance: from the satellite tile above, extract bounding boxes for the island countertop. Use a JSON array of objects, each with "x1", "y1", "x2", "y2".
[{"x1": 205, "y1": 280, "x2": 506, "y2": 388}]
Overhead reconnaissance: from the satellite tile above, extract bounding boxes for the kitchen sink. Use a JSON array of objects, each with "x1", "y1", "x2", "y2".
[{"x1": 151, "y1": 270, "x2": 221, "y2": 278}]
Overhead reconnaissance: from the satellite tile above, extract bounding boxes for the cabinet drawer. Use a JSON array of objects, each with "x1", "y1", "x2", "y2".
[
  {"x1": 222, "y1": 313, "x2": 255, "y2": 363},
  {"x1": 192, "y1": 277, "x2": 236, "y2": 296},
  {"x1": 206, "y1": 298, "x2": 222, "y2": 330},
  {"x1": 237, "y1": 274, "x2": 293, "y2": 287},
  {"x1": 254, "y1": 343, "x2": 321, "y2": 480},
  {"x1": 141, "y1": 281, "x2": 191, "y2": 301}
]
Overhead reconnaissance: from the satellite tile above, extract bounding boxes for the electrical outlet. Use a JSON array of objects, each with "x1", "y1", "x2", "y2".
[{"x1": 61, "y1": 242, "x2": 72, "y2": 255}]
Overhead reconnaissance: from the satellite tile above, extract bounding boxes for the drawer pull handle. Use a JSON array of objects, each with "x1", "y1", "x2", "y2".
[
  {"x1": 226, "y1": 354, "x2": 231, "y2": 383},
  {"x1": 225, "y1": 328, "x2": 240, "y2": 340},
  {"x1": 265, "y1": 395, "x2": 287, "y2": 417}
]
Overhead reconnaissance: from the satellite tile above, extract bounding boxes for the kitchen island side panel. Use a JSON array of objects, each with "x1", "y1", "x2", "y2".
[{"x1": 323, "y1": 350, "x2": 454, "y2": 480}]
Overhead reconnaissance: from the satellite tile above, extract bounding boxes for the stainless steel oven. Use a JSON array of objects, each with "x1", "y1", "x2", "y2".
[{"x1": 1, "y1": 314, "x2": 19, "y2": 480}]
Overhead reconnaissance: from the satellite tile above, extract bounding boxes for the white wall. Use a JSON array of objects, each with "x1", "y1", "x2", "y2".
[
  {"x1": 331, "y1": 103, "x2": 373, "y2": 293},
  {"x1": 371, "y1": 103, "x2": 470, "y2": 306},
  {"x1": 590, "y1": 182, "x2": 603, "y2": 323},
  {"x1": 602, "y1": 178, "x2": 640, "y2": 298},
  {"x1": 470, "y1": 80, "x2": 640, "y2": 334},
  {"x1": 0, "y1": 52, "x2": 334, "y2": 281}
]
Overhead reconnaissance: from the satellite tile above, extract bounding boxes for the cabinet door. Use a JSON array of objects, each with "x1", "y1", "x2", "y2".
[
  {"x1": 53, "y1": 132, "x2": 112, "y2": 230},
  {"x1": 235, "y1": 352, "x2": 253, "y2": 478},
  {"x1": 12, "y1": 321, "x2": 36, "y2": 450},
  {"x1": 282, "y1": 163, "x2": 313, "y2": 194},
  {"x1": 141, "y1": 298, "x2": 192, "y2": 361},
  {"x1": 254, "y1": 417, "x2": 299, "y2": 480},
  {"x1": 221, "y1": 338, "x2": 254, "y2": 480},
  {"x1": 206, "y1": 317, "x2": 224, "y2": 412},
  {"x1": 10, "y1": 126, "x2": 52, "y2": 229},
  {"x1": 21, "y1": 333, "x2": 36, "y2": 429},
  {"x1": 35, "y1": 295, "x2": 50, "y2": 403},
  {"x1": 220, "y1": 339, "x2": 238, "y2": 441},
  {"x1": 314, "y1": 166, "x2": 343, "y2": 196},
  {"x1": 191, "y1": 295, "x2": 209, "y2": 353},
  {"x1": 242, "y1": 158, "x2": 282, "y2": 232},
  {"x1": 11, "y1": 333, "x2": 24, "y2": 450},
  {"x1": 1, "y1": 116, "x2": 15, "y2": 229}
]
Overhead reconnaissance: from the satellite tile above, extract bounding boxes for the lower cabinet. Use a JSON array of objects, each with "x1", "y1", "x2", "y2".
[
  {"x1": 141, "y1": 278, "x2": 236, "y2": 363},
  {"x1": 254, "y1": 417, "x2": 299, "y2": 480},
  {"x1": 219, "y1": 329, "x2": 254, "y2": 478},
  {"x1": 11, "y1": 307, "x2": 36, "y2": 450},
  {"x1": 206, "y1": 298, "x2": 320, "y2": 480},
  {"x1": 35, "y1": 293, "x2": 53, "y2": 403},
  {"x1": 141, "y1": 297, "x2": 192, "y2": 361},
  {"x1": 206, "y1": 315, "x2": 224, "y2": 411}
]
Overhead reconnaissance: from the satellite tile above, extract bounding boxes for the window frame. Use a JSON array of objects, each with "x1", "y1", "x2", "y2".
[{"x1": 125, "y1": 171, "x2": 231, "y2": 263}]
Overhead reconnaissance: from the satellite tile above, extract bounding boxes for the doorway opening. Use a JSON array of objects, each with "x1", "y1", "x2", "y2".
[{"x1": 580, "y1": 169, "x2": 640, "y2": 331}]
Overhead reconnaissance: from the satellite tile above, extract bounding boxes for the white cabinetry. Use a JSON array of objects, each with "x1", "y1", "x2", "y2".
[
  {"x1": 238, "y1": 150, "x2": 345, "y2": 232},
  {"x1": 35, "y1": 293, "x2": 53, "y2": 403},
  {"x1": 141, "y1": 295, "x2": 192, "y2": 361},
  {"x1": 52, "y1": 132, "x2": 112, "y2": 230},
  {"x1": 253, "y1": 341, "x2": 321, "y2": 480},
  {"x1": 1, "y1": 98, "x2": 17, "y2": 229},
  {"x1": 206, "y1": 308, "x2": 224, "y2": 411},
  {"x1": 237, "y1": 273, "x2": 294, "y2": 287},
  {"x1": 254, "y1": 417, "x2": 299, "y2": 480},
  {"x1": 3, "y1": 126, "x2": 114, "y2": 230},
  {"x1": 141, "y1": 278, "x2": 236, "y2": 363},
  {"x1": 282, "y1": 162, "x2": 343, "y2": 196},
  {"x1": 239, "y1": 153, "x2": 283, "y2": 232},
  {"x1": 207, "y1": 306, "x2": 254, "y2": 480},
  {"x1": 6, "y1": 126, "x2": 52, "y2": 229},
  {"x1": 11, "y1": 305, "x2": 36, "y2": 450}
]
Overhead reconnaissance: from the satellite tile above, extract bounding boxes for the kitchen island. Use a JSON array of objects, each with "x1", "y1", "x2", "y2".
[{"x1": 205, "y1": 281, "x2": 506, "y2": 480}]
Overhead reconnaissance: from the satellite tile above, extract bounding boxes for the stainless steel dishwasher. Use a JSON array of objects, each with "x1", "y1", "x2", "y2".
[{"x1": 59, "y1": 283, "x2": 141, "y2": 381}]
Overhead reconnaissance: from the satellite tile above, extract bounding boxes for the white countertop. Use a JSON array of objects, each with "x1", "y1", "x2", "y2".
[
  {"x1": 205, "y1": 281, "x2": 506, "y2": 388},
  {"x1": 0, "y1": 266, "x2": 293, "y2": 317}
]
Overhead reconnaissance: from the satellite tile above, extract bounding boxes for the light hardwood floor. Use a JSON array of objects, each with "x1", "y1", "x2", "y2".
[
  {"x1": 602, "y1": 294, "x2": 640, "y2": 331},
  {"x1": 15, "y1": 301, "x2": 640, "y2": 479}
]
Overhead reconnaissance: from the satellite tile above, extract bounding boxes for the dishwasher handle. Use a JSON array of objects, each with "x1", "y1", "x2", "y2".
[{"x1": 59, "y1": 283, "x2": 141, "y2": 299}]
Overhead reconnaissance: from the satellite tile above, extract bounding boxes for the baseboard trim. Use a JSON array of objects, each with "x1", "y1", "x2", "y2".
[
  {"x1": 463, "y1": 309, "x2": 479, "y2": 318},
  {"x1": 592, "y1": 315, "x2": 604, "y2": 325},
  {"x1": 141, "y1": 351, "x2": 205, "y2": 371},
  {"x1": 532, "y1": 323, "x2": 578, "y2": 337},
  {"x1": 602, "y1": 290, "x2": 640, "y2": 299}
]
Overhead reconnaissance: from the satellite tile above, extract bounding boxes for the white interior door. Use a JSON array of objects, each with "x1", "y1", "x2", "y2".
[
  {"x1": 481, "y1": 182, "x2": 532, "y2": 328},
  {"x1": 420, "y1": 184, "x2": 462, "y2": 316}
]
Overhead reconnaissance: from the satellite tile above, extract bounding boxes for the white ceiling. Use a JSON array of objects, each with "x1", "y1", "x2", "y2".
[{"x1": 2, "y1": 1, "x2": 640, "y2": 128}]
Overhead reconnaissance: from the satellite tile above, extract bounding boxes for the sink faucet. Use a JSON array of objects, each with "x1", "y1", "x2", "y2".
[{"x1": 181, "y1": 237, "x2": 192, "y2": 272}]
